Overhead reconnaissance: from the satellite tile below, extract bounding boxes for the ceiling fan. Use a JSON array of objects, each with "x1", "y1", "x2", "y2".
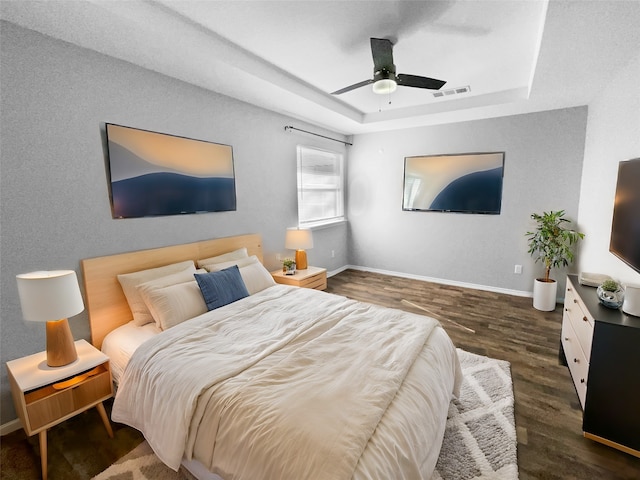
[{"x1": 331, "y1": 38, "x2": 446, "y2": 95}]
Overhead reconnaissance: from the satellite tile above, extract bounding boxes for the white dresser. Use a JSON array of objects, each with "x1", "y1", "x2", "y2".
[
  {"x1": 561, "y1": 277, "x2": 594, "y2": 408},
  {"x1": 561, "y1": 275, "x2": 640, "y2": 458}
]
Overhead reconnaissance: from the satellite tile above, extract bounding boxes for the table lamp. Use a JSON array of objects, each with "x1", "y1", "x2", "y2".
[
  {"x1": 16, "y1": 270, "x2": 85, "y2": 367},
  {"x1": 285, "y1": 228, "x2": 313, "y2": 270}
]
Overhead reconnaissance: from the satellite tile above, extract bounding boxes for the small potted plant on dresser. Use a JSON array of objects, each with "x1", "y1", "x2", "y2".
[
  {"x1": 282, "y1": 258, "x2": 296, "y2": 275},
  {"x1": 597, "y1": 279, "x2": 625, "y2": 309},
  {"x1": 526, "y1": 210, "x2": 584, "y2": 311}
]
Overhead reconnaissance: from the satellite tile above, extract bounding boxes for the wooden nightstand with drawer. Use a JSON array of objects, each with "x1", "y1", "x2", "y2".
[
  {"x1": 6, "y1": 339, "x2": 114, "y2": 480},
  {"x1": 271, "y1": 266, "x2": 327, "y2": 290}
]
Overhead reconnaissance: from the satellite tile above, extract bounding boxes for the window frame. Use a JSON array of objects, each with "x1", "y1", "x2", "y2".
[{"x1": 296, "y1": 145, "x2": 346, "y2": 229}]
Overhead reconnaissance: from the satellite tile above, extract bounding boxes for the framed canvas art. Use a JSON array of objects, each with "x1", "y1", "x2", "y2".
[
  {"x1": 105, "y1": 123, "x2": 236, "y2": 218},
  {"x1": 403, "y1": 152, "x2": 505, "y2": 214}
]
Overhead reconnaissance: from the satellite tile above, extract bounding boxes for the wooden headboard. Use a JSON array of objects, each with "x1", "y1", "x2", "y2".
[{"x1": 81, "y1": 234, "x2": 263, "y2": 349}]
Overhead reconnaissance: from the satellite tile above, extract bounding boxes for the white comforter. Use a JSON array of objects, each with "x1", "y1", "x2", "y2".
[{"x1": 112, "y1": 285, "x2": 461, "y2": 479}]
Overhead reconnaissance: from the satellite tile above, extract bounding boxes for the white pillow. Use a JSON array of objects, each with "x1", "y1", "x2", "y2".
[
  {"x1": 238, "y1": 260, "x2": 276, "y2": 295},
  {"x1": 206, "y1": 256, "x2": 275, "y2": 295},
  {"x1": 137, "y1": 267, "x2": 205, "y2": 318},
  {"x1": 117, "y1": 261, "x2": 195, "y2": 326},
  {"x1": 197, "y1": 248, "x2": 248, "y2": 269},
  {"x1": 140, "y1": 280, "x2": 208, "y2": 330},
  {"x1": 203, "y1": 255, "x2": 259, "y2": 271},
  {"x1": 137, "y1": 267, "x2": 204, "y2": 297}
]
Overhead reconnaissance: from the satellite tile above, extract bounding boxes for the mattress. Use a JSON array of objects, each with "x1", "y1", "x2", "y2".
[
  {"x1": 111, "y1": 285, "x2": 461, "y2": 479},
  {"x1": 101, "y1": 320, "x2": 161, "y2": 384}
]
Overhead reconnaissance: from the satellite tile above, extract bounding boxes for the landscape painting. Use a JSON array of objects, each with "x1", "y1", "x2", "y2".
[
  {"x1": 403, "y1": 152, "x2": 504, "y2": 214},
  {"x1": 106, "y1": 123, "x2": 236, "y2": 218}
]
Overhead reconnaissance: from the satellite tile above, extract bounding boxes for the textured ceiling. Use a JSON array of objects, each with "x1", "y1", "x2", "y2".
[{"x1": 2, "y1": 0, "x2": 639, "y2": 134}]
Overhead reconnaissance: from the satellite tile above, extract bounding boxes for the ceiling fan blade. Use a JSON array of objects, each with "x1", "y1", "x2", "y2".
[
  {"x1": 331, "y1": 79, "x2": 374, "y2": 95},
  {"x1": 397, "y1": 73, "x2": 446, "y2": 90},
  {"x1": 370, "y1": 38, "x2": 395, "y2": 72}
]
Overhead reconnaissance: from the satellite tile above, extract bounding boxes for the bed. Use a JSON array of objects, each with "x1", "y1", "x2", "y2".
[{"x1": 81, "y1": 234, "x2": 462, "y2": 480}]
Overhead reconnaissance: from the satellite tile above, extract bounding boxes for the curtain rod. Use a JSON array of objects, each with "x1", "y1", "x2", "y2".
[{"x1": 284, "y1": 125, "x2": 352, "y2": 146}]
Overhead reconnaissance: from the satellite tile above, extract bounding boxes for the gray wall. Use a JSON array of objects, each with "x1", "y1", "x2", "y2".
[
  {"x1": 347, "y1": 107, "x2": 588, "y2": 294},
  {"x1": 0, "y1": 21, "x2": 348, "y2": 424}
]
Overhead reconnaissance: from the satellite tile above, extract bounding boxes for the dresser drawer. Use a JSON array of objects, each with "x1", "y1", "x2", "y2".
[
  {"x1": 300, "y1": 272, "x2": 327, "y2": 290},
  {"x1": 564, "y1": 285, "x2": 594, "y2": 361},
  {"x1": 561, "y1": 318, "x2": 589, "y2": 409},
  {"x1": 24, "y1": 365, "x2": 112, "y2": 432}
]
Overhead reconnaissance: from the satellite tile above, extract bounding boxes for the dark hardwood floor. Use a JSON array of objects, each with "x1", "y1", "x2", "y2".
[
  {"x1": 1, "y1": 268, "x2": 639, "y2": 479},
  {"x1": 325, "y1": 269, "x2": 640, "y2": 480}
]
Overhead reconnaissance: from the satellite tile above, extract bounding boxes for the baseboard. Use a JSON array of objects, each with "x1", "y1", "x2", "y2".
[
  {"x1": 1, "y1": 418, "x2": 22, "y2": 436},
  {"x1": 327, "y1": 265, "x2": 349, "y2": 278},
  {"x1": 345, "y1": 265, "x2": 533, "y2": 298}
]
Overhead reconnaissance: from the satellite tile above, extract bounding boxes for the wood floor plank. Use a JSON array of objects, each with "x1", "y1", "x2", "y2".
[{"x1": 326, "y1": 269, "x2": 640, "y2": 479}]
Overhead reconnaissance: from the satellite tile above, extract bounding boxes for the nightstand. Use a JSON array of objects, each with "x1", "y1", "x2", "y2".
[
  {"x1": 6, "y1": 339, "x2": 114, "y2": 480},
  {"x1": 271, "y1": 266, "x2": 327, "y2": 290}
]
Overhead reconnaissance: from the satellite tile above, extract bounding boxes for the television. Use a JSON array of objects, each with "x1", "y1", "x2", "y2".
[
  {"x1": 402, "y1": 152, "x2": 504, "y2": 214},
  {"x1": 609, "y1": 158, "x2": 640, "y2": 273},
  {"x1": 105, "y1": 123, "x2": 236, "y2": 219}
]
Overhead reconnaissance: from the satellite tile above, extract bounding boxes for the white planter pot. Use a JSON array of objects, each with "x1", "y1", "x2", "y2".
[{"x1": 533, "y1": 278, "x2": 558, "y2": 311}]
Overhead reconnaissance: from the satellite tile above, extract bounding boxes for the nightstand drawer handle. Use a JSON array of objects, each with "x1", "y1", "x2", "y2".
[
  {"x1": 52, "y1": 367, "x2": 101, "y2": 390},
  {"x1": 583, "y1": 316, "x2": 588, "y2": 322},
  {"x1": 580, "y1": 378, "x2": 585, "y2": 384},
  {"x1": 574, "y1": 299, "x2": 578, "y2": 304},
  {"x1": 573, "y1": 358, "x2": 579, "y2": 363}
]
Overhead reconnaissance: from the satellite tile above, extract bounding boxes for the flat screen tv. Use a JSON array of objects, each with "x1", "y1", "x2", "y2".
[
  {"x1": 105, "y1": 123, "x2": 236, "y2": 219},
  {"x1": 609, "y1": 158, "x2": 640, "y2": 273},
  {"x1": 402, "y1": 152, "x2": 504, "y2": 214}
]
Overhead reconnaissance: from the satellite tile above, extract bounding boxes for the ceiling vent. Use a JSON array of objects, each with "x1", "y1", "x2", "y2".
[{"x1": 433, "y1": 85, "x2": 471, "y2": 98}]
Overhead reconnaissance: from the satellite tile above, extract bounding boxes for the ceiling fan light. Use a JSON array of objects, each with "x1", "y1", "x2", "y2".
[{"x1": 372, "y1": 79, "x2": 397, "y2": 95}]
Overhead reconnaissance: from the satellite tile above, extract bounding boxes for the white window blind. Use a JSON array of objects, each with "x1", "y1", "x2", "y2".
[{"x1": 296, "y1": 146, "x2": 345, "y2": 228}]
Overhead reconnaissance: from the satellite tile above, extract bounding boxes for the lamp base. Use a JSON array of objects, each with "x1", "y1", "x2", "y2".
[
  {"x1": 46, "y1": 319, "x2": 78, "y2": 367},
  {"x1": 295, "y1": 249, "x2": 308, "y2": 270}
]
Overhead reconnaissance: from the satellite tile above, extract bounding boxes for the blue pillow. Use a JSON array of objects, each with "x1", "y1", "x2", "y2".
[{"x1": 194, "y1": 265, "x2": 249, "y2": 311}]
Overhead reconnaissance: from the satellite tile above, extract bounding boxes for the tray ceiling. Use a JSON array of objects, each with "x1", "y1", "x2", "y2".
[{"x1": 2, "y1": 0, "x2": 639, "y2": 134}]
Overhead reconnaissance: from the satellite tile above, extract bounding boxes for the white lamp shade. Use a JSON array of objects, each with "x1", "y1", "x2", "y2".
[
  {"x1": 285, "y1": 229, "x2": 313, "y2": 250},
  {"x1": 16, "y1": 270, "x2": 85, "y2": 322}
]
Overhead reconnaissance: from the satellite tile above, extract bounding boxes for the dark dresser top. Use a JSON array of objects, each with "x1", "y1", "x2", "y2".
[{"x1": 568, "y1": 274, "x2": 640, "y2": 329}]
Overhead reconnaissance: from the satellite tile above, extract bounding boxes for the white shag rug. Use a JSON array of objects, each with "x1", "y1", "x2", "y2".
[{"x1": 93, "y1": 349, "x2": 517, "y2": 480}]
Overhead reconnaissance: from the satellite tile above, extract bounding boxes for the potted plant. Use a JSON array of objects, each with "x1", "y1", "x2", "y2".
[
  {"x1": 597, "y1": 279, "x2": 625, "y2": 309},
  {"x1": 282, "y1": 258, "x2": 296, "y2": 275},
  {"x1": 525, "y1": 210, "x2": 584, "y2": 311}
]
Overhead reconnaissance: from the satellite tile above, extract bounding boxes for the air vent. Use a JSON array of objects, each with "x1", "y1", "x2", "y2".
[{"x1": 433, "y1": 85, "x2": 471, "y2": 98}]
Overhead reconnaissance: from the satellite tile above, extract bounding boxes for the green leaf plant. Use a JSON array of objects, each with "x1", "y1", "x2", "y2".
[
  {"x1": 600, "y1": 279, "x2": 621, "y2": 292},
  {"x1": 525, "y1": 210, "x2": 584, "y2": 283},
  {"x1": 282, "y1": 258, "x2": 296, "y2": 268}
]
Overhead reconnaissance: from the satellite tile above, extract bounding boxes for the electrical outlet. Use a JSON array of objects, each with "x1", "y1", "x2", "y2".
[
  {"x1": 514, "y1": 264, "x2": 523, "y2": 275},
  {"x1": 331, "y1": 250, "x2": 335, "y2": 258},
  {"x1": 276, "y1": 253, "x2": 281, "y2": 261}
]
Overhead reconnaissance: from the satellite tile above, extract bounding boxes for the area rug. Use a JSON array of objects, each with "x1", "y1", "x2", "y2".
[
  {"x1": 93, "y1": 349, "x2": 517, "y2": 480},
  {"x1": 432, "y1": 349, "x2": 518, "y2": 480}
]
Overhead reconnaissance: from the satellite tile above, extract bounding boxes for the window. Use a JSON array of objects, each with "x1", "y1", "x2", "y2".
[{"x1": 296, "y1": 146, "x2": 345, "y2": 228}]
